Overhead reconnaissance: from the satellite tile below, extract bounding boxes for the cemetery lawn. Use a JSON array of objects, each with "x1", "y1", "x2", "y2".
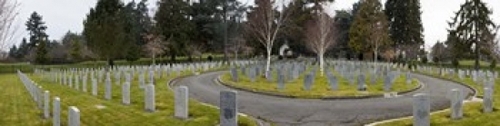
[
  {"x1": 0, "y1": 74, "x2": 45, "y2": 125},
  {"x1": 377, "y1": 71, "x2": 500, "y2": 126},
  {"x1": 220, "y1": 70, "x2": 420, "y2": 99},
  {"x1": 5, "y1": 70, "x2": 257, "y2": 126}
]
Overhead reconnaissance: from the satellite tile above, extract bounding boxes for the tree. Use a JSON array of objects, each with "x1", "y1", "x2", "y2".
[
  {"x1": 332, "y1": 9, "x2": 354, "y2": 59},
  {"x1": 144, "y1": 34, "x2": 167, "y2": 65},
  {"x1": 245, "y1": 0, "x2": 290, "y2": 77},
  {"x1": 26, "y1": 12, "x2": 49, "y2": 64},
  {"x1": 349, "y1": 0, "x2": 392, "y2": 61},
  {"x1": 122, "y1": 1, "x2": 141, "y2": 62},
  {"x1": 155, "y1": 0, "x2": 194, "y2": 63},
  {"x1": 0, "y1": 0, "x2": 19, "y2": 52},
  {"x1": 431, "y1": 42, "x2": 446, "y2": 63},
  {"x1": 448, "y1": 0, "x2": 497, "y2": 70},
  {"x1": 385, "y1": 0, "x2": 424, "y2": 59},
  {"x1": 83, "y1": 0, "x2": 126, "y2": 66},
  {"x1": 304, "y1": 12, "x2": 337, "y2": 76}
]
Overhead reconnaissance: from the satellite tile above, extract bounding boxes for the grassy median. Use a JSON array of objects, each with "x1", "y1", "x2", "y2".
[{"x1": 220, "y1": 67, "x2": 419, "y2": 99}]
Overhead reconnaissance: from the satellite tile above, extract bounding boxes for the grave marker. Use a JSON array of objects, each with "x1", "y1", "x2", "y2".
[{"x1": 220, "y1": 91, "x2": 237, "y2": 126}]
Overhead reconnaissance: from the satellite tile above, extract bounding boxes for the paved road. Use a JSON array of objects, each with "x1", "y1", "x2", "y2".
[{"x1": 171, "y1": 71, "x2": 474, "y2": 126}]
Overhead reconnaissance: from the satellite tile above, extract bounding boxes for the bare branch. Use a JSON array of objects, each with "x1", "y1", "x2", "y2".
[
  {"x1": 304, "y1": 12, "x2": 338, "y2": 56},
  {"x1": 0, "y1": 0, "x2": 20, "y2": 52}
]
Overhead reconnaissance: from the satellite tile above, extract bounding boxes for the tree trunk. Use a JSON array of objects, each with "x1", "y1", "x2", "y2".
[
  {"x1": 319, "y1": 53, "x2": 324, "y2": 76},
  {"x1": 107, "y1": 58, "x2": 114, "y2": 68},
  {"x1": 152, "y1": 53, "x2": 156, "y2": 65},
  {"x1": 170, "y1": 54, "x2": 176, "y2": 63},
  {"x1": 475, "y1": 42, "x2": 480, "y2": 70},
  {"x1": 374, "y1": 50, "x2": 378, "y2": 63},
  {"x1": 265, "y1": 49, "x2": 271, "y2": 78}
]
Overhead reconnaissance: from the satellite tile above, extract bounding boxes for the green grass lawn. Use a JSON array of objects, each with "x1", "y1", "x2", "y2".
[
  {"x1": 1, "y1": 67, "x2": 257, "y2": 126},
  {"x1": 377, "y1": 68, "x2": 500, "y2": 126},
  {"x1": 220, "y1": 67, "x2": 419, "y2": 98},
  {"x1": 0, "y1": 74, "x2": 46, "y2": 126}
]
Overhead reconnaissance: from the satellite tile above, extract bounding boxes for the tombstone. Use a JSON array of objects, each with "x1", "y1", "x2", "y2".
[
  {"x1": 303, "y1": 74, "x2": 313, "y2": 91},
  {"x1": 175, "y1": 86, "x2": 189, "y2": 119},
  {"x1": 357, "y1": 74, "x2": 366, "y2": 91},
  {"x1": 450, "y1": 89, "x2": 463, "y2": 119},
  {"x1": 406, "y1": 72, "x2": 412, "y2": 84},
  {"x1": 413, "y1": 93, "x2": 430, "y2": 126},
  {"x1": 277, "y1": 74, "x2": 285, "y2": 90},
  {"x1": 92, "y1": 79, "x2": 98, "y2": 96},
  {"x1": 68, "y1": 106, "x2": 80, "y2": 126},
  {"x1": 75, "y1": 75, "x2": 79, "y2": 90},
  {"x1": 105, "y1": 77, "x2": 112, "y2": 100},
  {"x1": 327, "y1": 74, "x2": 338, "y2": 90},
  {"x1": 122, "y1": 82, "x2": 131, "y2": 105},
  {"x1": 43, "y1": 90, "x2": 50, "y2": 119},
  {"x1": 139, "y1": 72, "x2": 145, "y2": 88},
  {"x1": 384, "y1": 75, "x2": 392, "y2": 92},
  {"x1": 146, "y1": 70, "x2": 153, "y2": 84},
  {"x1": 220, "y1": 91, "x2": 237, "y2": 126},
  {"x1": 249, "y1": 68, "x2": 256, "y2": 82},
  {"x1": 484, "y1": 88, "x2": 493, "y2": 113},
  {"x1": 145, "y1": 84, "x2": 155, "y2": 112},
  {"x1": 82, "y1": 75, "x2": 87, "y2": 92},
  {"x1": 53, "y1": 97, "x2": 60, "y2": 126},
  {"x1": 230, "y1": 68, "x2": 238, "y2": 82},
  {"x1": 266, "y1": 71, "x2": 273, "y2": 82}
]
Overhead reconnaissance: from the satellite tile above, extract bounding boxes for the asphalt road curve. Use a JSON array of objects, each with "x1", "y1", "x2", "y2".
[{"x1": 171, "y1": 71, "x2": 474, "y2": 126}]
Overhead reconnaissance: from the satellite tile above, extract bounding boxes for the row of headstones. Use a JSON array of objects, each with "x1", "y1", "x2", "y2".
[
  {"x1": 413, "y1": 88, "x2": 493, "y2": 126},
  {"x1": 18, "y1": 71, "x2": 80, "y2": 126},
  {"x1": 230, "y1": 61, "x2": 410, "y2": 92},
  {"x1": 416, "y1": 66, "x2": 496, "y2": 90},
  {"x1": 28, "y1": 69, "x2": 242, "y2": 126}
]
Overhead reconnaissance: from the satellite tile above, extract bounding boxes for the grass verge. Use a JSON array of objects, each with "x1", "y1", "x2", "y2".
[{"x1": 220, "y1": 68, "x2": 419, "y2": 99}]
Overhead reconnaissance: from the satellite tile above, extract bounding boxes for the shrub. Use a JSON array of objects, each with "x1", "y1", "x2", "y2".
[
  {"x1": 452, "y1": 59, "x2": 459, "y2": 68},
  {"x1": 421, "y1": 57, "x2": 428, "y2": 64},
  {"x1": 490, "y1": 60, "x2": 497, "y2": 69}
]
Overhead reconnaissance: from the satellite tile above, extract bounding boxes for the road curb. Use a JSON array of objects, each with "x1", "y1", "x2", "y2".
[
  {"x1": 166, "y1": 70, "x2": 271, "y2": 126},
  {"x1": 364, "y1": 73, "x2": 480, "y2": 126},
  {"x1": 413, "y1": 72, "x2": 478, "y2": 100},
  {"x1": 216, "y1": 74, "x2": 423, "y2": 100}
]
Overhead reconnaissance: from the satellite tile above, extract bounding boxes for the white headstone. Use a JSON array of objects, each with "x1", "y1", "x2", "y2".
[
  {"x1": 122, "y1": 82, "x2": 131, "y2": 105},
  {"x1": 43, "y1": 90, "x2": 50, "y2": 119},
  {"x1": 484, "y1": 88, "x2": 493, "y2": 113},
  {"x1": 450, "y1": 89, "x2": 463, "y2": 119},
  {"x1": 105, "y1": 77, "x2": 112, "y2": 100},
  {"x1": 413, "y1": 93, "x2": 430, "y2": 126},
  {"x1": 92, "y1": 79, "x2": 97, "y2": 96},
  {"x1": 82, "y1": 75, "x2": 87, "y2": 92},
  {"x1": 145, "y1": 84, "x2": 155, "y2": 112},
  {"x1": 220, "y1": 91, "x2": 238, "y2": 126},
  {"x1": 175, "y1": 86, "x2": 189, "y2": 119},
  {"x1": 53, "y1": 97, "x2": 60, "y2": 126},
  {"x1": 68, "y1": 106, "x2": 80, "y2": 126}
]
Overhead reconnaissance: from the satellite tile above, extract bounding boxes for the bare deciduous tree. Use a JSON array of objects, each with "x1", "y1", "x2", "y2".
[
  {"x1": 245, "y1": 0, "x2": 290, "y2": 77},
  {"x1": 144, "y1": 34, "x2": 168, "y2": 65},
  {"x1": 0, "y1": 0, "x2": 20, "y2": 52},
  {"x1": 186, "y1": 42, "x2": 205, "y2": 61},
  {"x1": 305, "y1": 12, "x2": 338, "y2": 76},
  {"x1": 228, "y1": 34, "x2": 248, "y2": 61}
]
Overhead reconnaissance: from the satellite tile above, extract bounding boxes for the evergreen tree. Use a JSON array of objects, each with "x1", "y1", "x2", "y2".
[
  {"x1": 349, "y1": 0, "x2": 392, "y2": 61},
  {"x1": 8, "y1": 45, "x2": 18, "y2": 59},
  {"x1": 155, "y1": 0, "x2": 194, "y2": 62},
  {"x1": 83, "y1": 0, "x2": 126, "y2": 66},
  {"x1": 448, "y1": 0, "x2": 497, "y2": 70},
  {"x1": 122, "y1": 1, "x2": 141, "y2": 62},
  {"x1": 25, "y1": 12, "x2": 49, "y2": 64},
  {"x1": 385, "y1": 0, "x2": 424, "y2": 60}
]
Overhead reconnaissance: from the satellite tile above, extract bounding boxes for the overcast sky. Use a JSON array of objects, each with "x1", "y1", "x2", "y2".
[{"x1": 7, "y1": 0, "x2": 500, "y2": 51}]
